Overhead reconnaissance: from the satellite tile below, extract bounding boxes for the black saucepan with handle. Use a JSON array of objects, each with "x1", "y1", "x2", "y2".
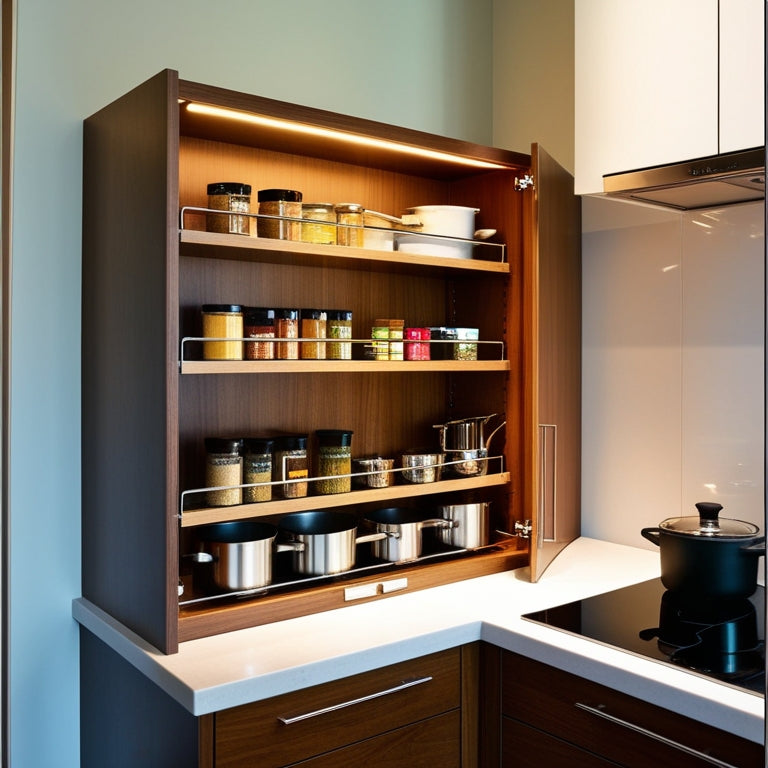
[{"x1": 642, "y1": 501, "x2": 765, "y2": 599}]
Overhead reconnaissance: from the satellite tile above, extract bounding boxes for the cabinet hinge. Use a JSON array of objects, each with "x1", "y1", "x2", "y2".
[
  {"x1": 514, "y1": 174, "x2": 535, "y2": 191},
  {"x1": 514, "y1": 519, "x2": 533, "y2": 539}
]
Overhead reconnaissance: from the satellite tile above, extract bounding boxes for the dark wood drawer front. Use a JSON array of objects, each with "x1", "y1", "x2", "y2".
[
  {"x1": 501, "y1": 652, "x2": 764, "y2": 768},
  {"x1": 289, "y1": 710, "x2": 461, "y2": 768},
  {"x1": 215, "y1": 648, "x2": 461, "y2": 768},
  {"x1": 502, "y1": 717, "x2": 619, "y2": 767}
]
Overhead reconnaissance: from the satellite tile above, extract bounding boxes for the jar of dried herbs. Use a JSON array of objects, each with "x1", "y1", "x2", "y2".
[
  {"x1": 204, "y1": 437, "x2": 243, "y2": 506},
  {"x1": 257, "y1": 189, "x2": 302, "y2": 240},
  {"x1": 201, "y1": 304, "x2": 243, "y2": 360},
  {"x1": 301, "y1": 203, "x2": 336, "y2": 245},
  {"x1": 314, "y1": 429, "x2": 353, "y2": 494},
  {"x1": 243, "y1": 437, "x2": 273, "y2": 503},
  {"x1": 327, "y1": 310, "x2": 353, "y2": 359},
  {"x1": 206, "y1": 182, "x2": 251, "y2": 236},
  {"x1": 272, "y1": 435, "x2": 309, "y2": 498},
  {"x1": 244, "y1": 307, "x2": 275, "y2": 360}
]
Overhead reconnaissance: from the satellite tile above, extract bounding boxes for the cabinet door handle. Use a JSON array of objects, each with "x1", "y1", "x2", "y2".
[
  {"x1": 575, "y1": 702, "x2": 741, "y2": 768},
  {"x1": 277, "y1": 675, "x2": 433, "y2": 725}
]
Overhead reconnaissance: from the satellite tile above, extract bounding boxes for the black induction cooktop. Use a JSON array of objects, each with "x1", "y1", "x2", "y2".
[{"x1": 523, "y1": 578, "x2": 765, "y2": 696}]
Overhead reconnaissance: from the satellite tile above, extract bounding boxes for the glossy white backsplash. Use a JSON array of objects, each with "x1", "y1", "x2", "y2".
[{"x1": 582, "y1": 197, "x2": 764, "y2": 548}]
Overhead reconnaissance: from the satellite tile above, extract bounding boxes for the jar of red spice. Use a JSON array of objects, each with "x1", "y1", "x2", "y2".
[
  {"x1": 275, "y1": 308, "x2": 300, "y2": 359},
  {"x1": 243, "y1": 307, "x2": 275, "y2": 360}
]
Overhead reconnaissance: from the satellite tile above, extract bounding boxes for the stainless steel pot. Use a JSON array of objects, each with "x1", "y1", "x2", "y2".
[
  {"x1": 401, "y1": 451, "x2": 445, "y2": 483},
  {"x1": 197, "y1": 521, "x2": 303, "y2": 591},
  {"x1": 641, "y1": 501, "x2": 765, "y2": 599},
  {"x1": 279, "y1": 510, "x2": 387, "y2": 576},
  {"x1": 437, "y1": 502, "x2": 490, "y2": 549},
  {"x1": 433, "y1": 415, "x2": 505, "y2": 477},
  {"x1": 364, "y1": 507, "x2": 455, "y2": 562}
]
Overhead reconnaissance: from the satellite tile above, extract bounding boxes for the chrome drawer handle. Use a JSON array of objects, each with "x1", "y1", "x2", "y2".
[
  {"x1": 277, "y1": 675, "x2": 433, "y2": 725},
  {"x1": 575, "y1": 702, "x2": 740, "y2": 768}
]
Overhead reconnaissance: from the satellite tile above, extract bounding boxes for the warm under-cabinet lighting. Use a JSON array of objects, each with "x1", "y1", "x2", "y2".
[{"x1": 185, "y1": 102, "x2": 508, "y2": 170}]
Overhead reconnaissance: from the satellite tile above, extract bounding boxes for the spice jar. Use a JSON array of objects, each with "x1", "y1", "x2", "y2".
[
  {"x1": 275, "y1": 308, "x2": 300, "y2": 360},
  {"x1": 405, "y1": 327, "x2": 431, "y2": 361},
  {"x1": 301, "y1": 203, "x2": 336, "y2": 245},
  {"x1": 206, "y1": 182, "x2": 251, "y2": 236},
  {"x1": 327, "y1": 310, "x2": 353, "y2": 360},
  {"x1": 201, "y1": 304, "x2": 243, "y2": 360},
  {"x1": 204, "y1": 438, "x2": 243, "y2": 506},
  {"x1": 243, "y1": 438, "x2": 273, "y2": 503},
  {"x1": 455, "y1": 327, "x2": 479, "y2": 361},
  {"x1": 243, "y1": 307, "x2": 275, "y2": 360},
  {"x1": 257, "y1": 189, "x2": 303, "y2": 240},
  {"x1": 300, "y1": 308, "x2": 327, "y2": 360},
  {"x1": 273, "y1": 435, "x2": 309, "y2": 498},
  {"x1": 315, "y1": 430, "x2": 353, "y2": 495},
  {"x1": 369, "y1": 319, "x2": 390, "y2": 360},
  {"x1": 388, "y1": 319, "x2": 404, "y2": 361},
  {"x1": 335, "y1": 203, "x2": 364, "y2": 247}
]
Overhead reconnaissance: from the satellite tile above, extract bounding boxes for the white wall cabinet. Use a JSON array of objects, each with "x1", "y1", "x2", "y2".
[{"x1": 575, "y1": 0, "x2": 764, "y2": 195}]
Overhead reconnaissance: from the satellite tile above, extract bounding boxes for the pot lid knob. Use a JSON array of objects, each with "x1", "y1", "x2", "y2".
[{"x1": 695, "y1": 501, "x2": 723, "y2": 532}]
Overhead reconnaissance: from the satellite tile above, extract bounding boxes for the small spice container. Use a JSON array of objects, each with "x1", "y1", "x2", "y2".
[
  {"x1": 388, "y1": 319, "x2": 404, "y2": 361},
  {"x1": 243, "y1": 307, "x2": 275, "y2": 360},
  {"x1": 257, "y1": 189, "x2": 303, "y2": 240},
  {"x1": 275, "y1": 308, "x2": 300, "y2": 360},
  {"x1": 369, "y1": 319, "x2": 390, "y2": 360},
  {"x1": 300, "y1": 308, "x2": 327, "y2": 360},
  {"x1": 315, "y1": 430, "x2": 353, "y2": 495},
  {"x1": 301, "y1": 203, "x2": 336, "y2": 245},
  {"x1": 243, "y1": 437, "x2": 273, "y2": 503},
  {"x1": 201, "y1": 304, "x2": 243, "y2": 360},
  {"x1": 405, "y1": 327, "x2": 431, "y2": 361},
  {"x1": 272, "y1": 435, "x2": 309, "y2": 498},
  {"x1": 206, "y1": 182, "x2": 252, "y2": 236},
  {"x1": 335, "y1": 203, "x2": 364, "y2": 247},
  {"x1": 204, "y1": 438, "x2": 243, "y2": 506},
  {"x1": 327, "y1": 310, "x2": 353, "y2": 360},
  {"x1": 455, "y1": 327, "x2": 479, "y2": 361},
  {"x1": 426, "y1": 326, "x2": 458, "y2": 360}
]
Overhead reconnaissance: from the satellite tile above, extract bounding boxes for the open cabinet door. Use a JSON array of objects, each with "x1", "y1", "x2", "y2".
[{"x1": 526, "y1": 144, "x2": 582, "y2": 581}]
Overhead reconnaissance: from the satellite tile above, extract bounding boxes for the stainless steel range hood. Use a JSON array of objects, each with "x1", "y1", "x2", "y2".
[{"x1": 602, "y1": 147, "x2": 765, "y2": 210}]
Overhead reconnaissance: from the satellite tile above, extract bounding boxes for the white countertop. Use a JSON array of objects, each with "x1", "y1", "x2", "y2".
[{"x1": 72, "y1": 537, "x2": 766, "y2": 743}]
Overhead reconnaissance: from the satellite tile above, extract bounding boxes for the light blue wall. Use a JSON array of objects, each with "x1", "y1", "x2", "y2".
[{"x1": 9, "y1": 0, "x2": 493, "y2": 765}]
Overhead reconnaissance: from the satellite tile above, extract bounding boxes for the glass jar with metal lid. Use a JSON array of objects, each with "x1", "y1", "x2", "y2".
[
  {"x1": 314, "y1": 429, "x2": 353, "y2": 495},
  {"x1": 201, "y1": 304, "x2": 243, "y2": 360},
  {"x1": 204, "y1": 437, "x2": 243, "y2": 506},
  {"x1": 243, "y1": 437, "x2": 274, "y2": 503},
  {"x1": 272, "y1": 435, "x2": 309, "y2": 498},
  {"x1": 327, "y1": 310, "x2": 353, "y2": 360},
  {"x1": 335, "y1": 203, "x2": 364, "y2": 247},
  {"x1": 257, "y1": 189, "x2": 302, "y2": 240},
  {"x1": 206, "y1": 182, "x2": 251, "y2": 236},
  {"x1": 301, "y1": 203, "x2": 336, "y2": 245}
]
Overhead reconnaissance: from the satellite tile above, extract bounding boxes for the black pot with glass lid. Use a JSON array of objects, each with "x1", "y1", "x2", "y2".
[{"x1": 642, "y1": 501, "x2": 765, "y2": 600}]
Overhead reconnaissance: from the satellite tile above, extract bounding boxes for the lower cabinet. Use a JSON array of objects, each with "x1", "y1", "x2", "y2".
[
  {"x1": 200, "y1": 646, "x2": 469, "y2": 768},
  {"x1": 493, "y1": 650, "x2": 763, "y2": 768}
]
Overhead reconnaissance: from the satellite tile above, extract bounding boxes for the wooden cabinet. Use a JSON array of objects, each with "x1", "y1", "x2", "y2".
[
  {"x1": 575, "y1": 0, "x2": 764, "y2": 195},
  {"x1": 81, "y1": 69, "x2": 580, "y2": 654},
  {"x1": 202, "y1": 647, "x2": 467, "y2": 768},
  {"x1": 480, "y1": 648, "x2": 764, "y2": 768}
]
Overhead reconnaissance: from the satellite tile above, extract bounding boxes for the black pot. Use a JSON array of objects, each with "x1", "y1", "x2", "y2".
[{"x1": 641, "y1": 502, "x2": 765, "y2": 599}]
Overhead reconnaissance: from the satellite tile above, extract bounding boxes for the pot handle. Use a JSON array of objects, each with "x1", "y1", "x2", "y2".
[
  {"x1": 355, "y1": 532, "x2": 390, "y2": 545},
  {"x1": 419, "y1": 518, "x2": 457, "y2": 531},
  {"x1": 184, "y1": 551, "x2": 215, "y2": 563},
  {"x1": 641, "y1": 528, "x2": 662, "y2": 547},
  {"x1": 741, "y1": 536, "x2": 765, "y2": 557},
  {"x1": 275, "y1": 540, "x2": 305, "y2": 554}
]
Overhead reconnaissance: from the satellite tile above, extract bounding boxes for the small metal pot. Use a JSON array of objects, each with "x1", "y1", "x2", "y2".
[
  {"x1": 401, "y1": 451, "x2": 444, "y2": 483},
  {"x1": 641, "y1": 502, "x2": 765, "y2": 599},
  {"x1": 353, "y1": 457, "x2": 395, "y2": 488},
  {"x1": 364, "y1": 507, "x2": 454, "y2": 562},
  {"x1": 279, "y1": 510, "x2": 386, "y2": 576},
  {"x1": 437, "y1": 502, "x2": 490, "y2": 549},
  {"x1": 197, "y1": 521, "x2": 303, "y2": 591}
]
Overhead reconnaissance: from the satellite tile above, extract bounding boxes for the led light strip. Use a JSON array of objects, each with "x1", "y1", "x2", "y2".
[{"x1": 185, "y1": 102, "x2": 507, "y2": 170}]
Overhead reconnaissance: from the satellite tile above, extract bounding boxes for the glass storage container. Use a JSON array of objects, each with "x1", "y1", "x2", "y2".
[
  {"x1": 243, "y1": 307, "x2": 275, "y2": 360},
  {"x1": 243, "y1": 437, "x2": 274, "y2": 503},
  {"x1": 257, "y1": 189, "x2": 302, "y2": 240},
  {"x1": 327, "y1": 310, "x2": 353, "y2": 360},
  {"x1": 301, "y1": 203, "x2": 336, "y2": 245},
  {"x1": 335, "y1": 203, "x2": 364, "y2": 247},
  {"x1": 272, "y1": 435, "x2": 309, "y2": 498},
  {"x1": 206, "y1": 182, "x2": 251, "y2": 236},
  {"x1": 204, "y1": 437, "x2": 243, "y2": 506},
  {"x1": 314, "y1": 429, "x2": 353, "y2": 495},
  {"x1": 201, "y1": 304, "x2": 243, "y2": 361}
]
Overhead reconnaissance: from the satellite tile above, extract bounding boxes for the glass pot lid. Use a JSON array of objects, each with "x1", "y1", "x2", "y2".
[{"x1": 660, "y1": 501, "x2": 760, "y2": 538}]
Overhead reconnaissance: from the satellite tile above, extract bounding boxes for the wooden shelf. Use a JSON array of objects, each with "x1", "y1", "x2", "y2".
[
  {"x1": 181, "y1": 471, "x2": 511, "y2": 527},
  {"x1": 179, "y1": 228, "x2": 509, "y2": 275},
  {"x1": 180, "y1": 358, "x2": 509, "y2": 374}
]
